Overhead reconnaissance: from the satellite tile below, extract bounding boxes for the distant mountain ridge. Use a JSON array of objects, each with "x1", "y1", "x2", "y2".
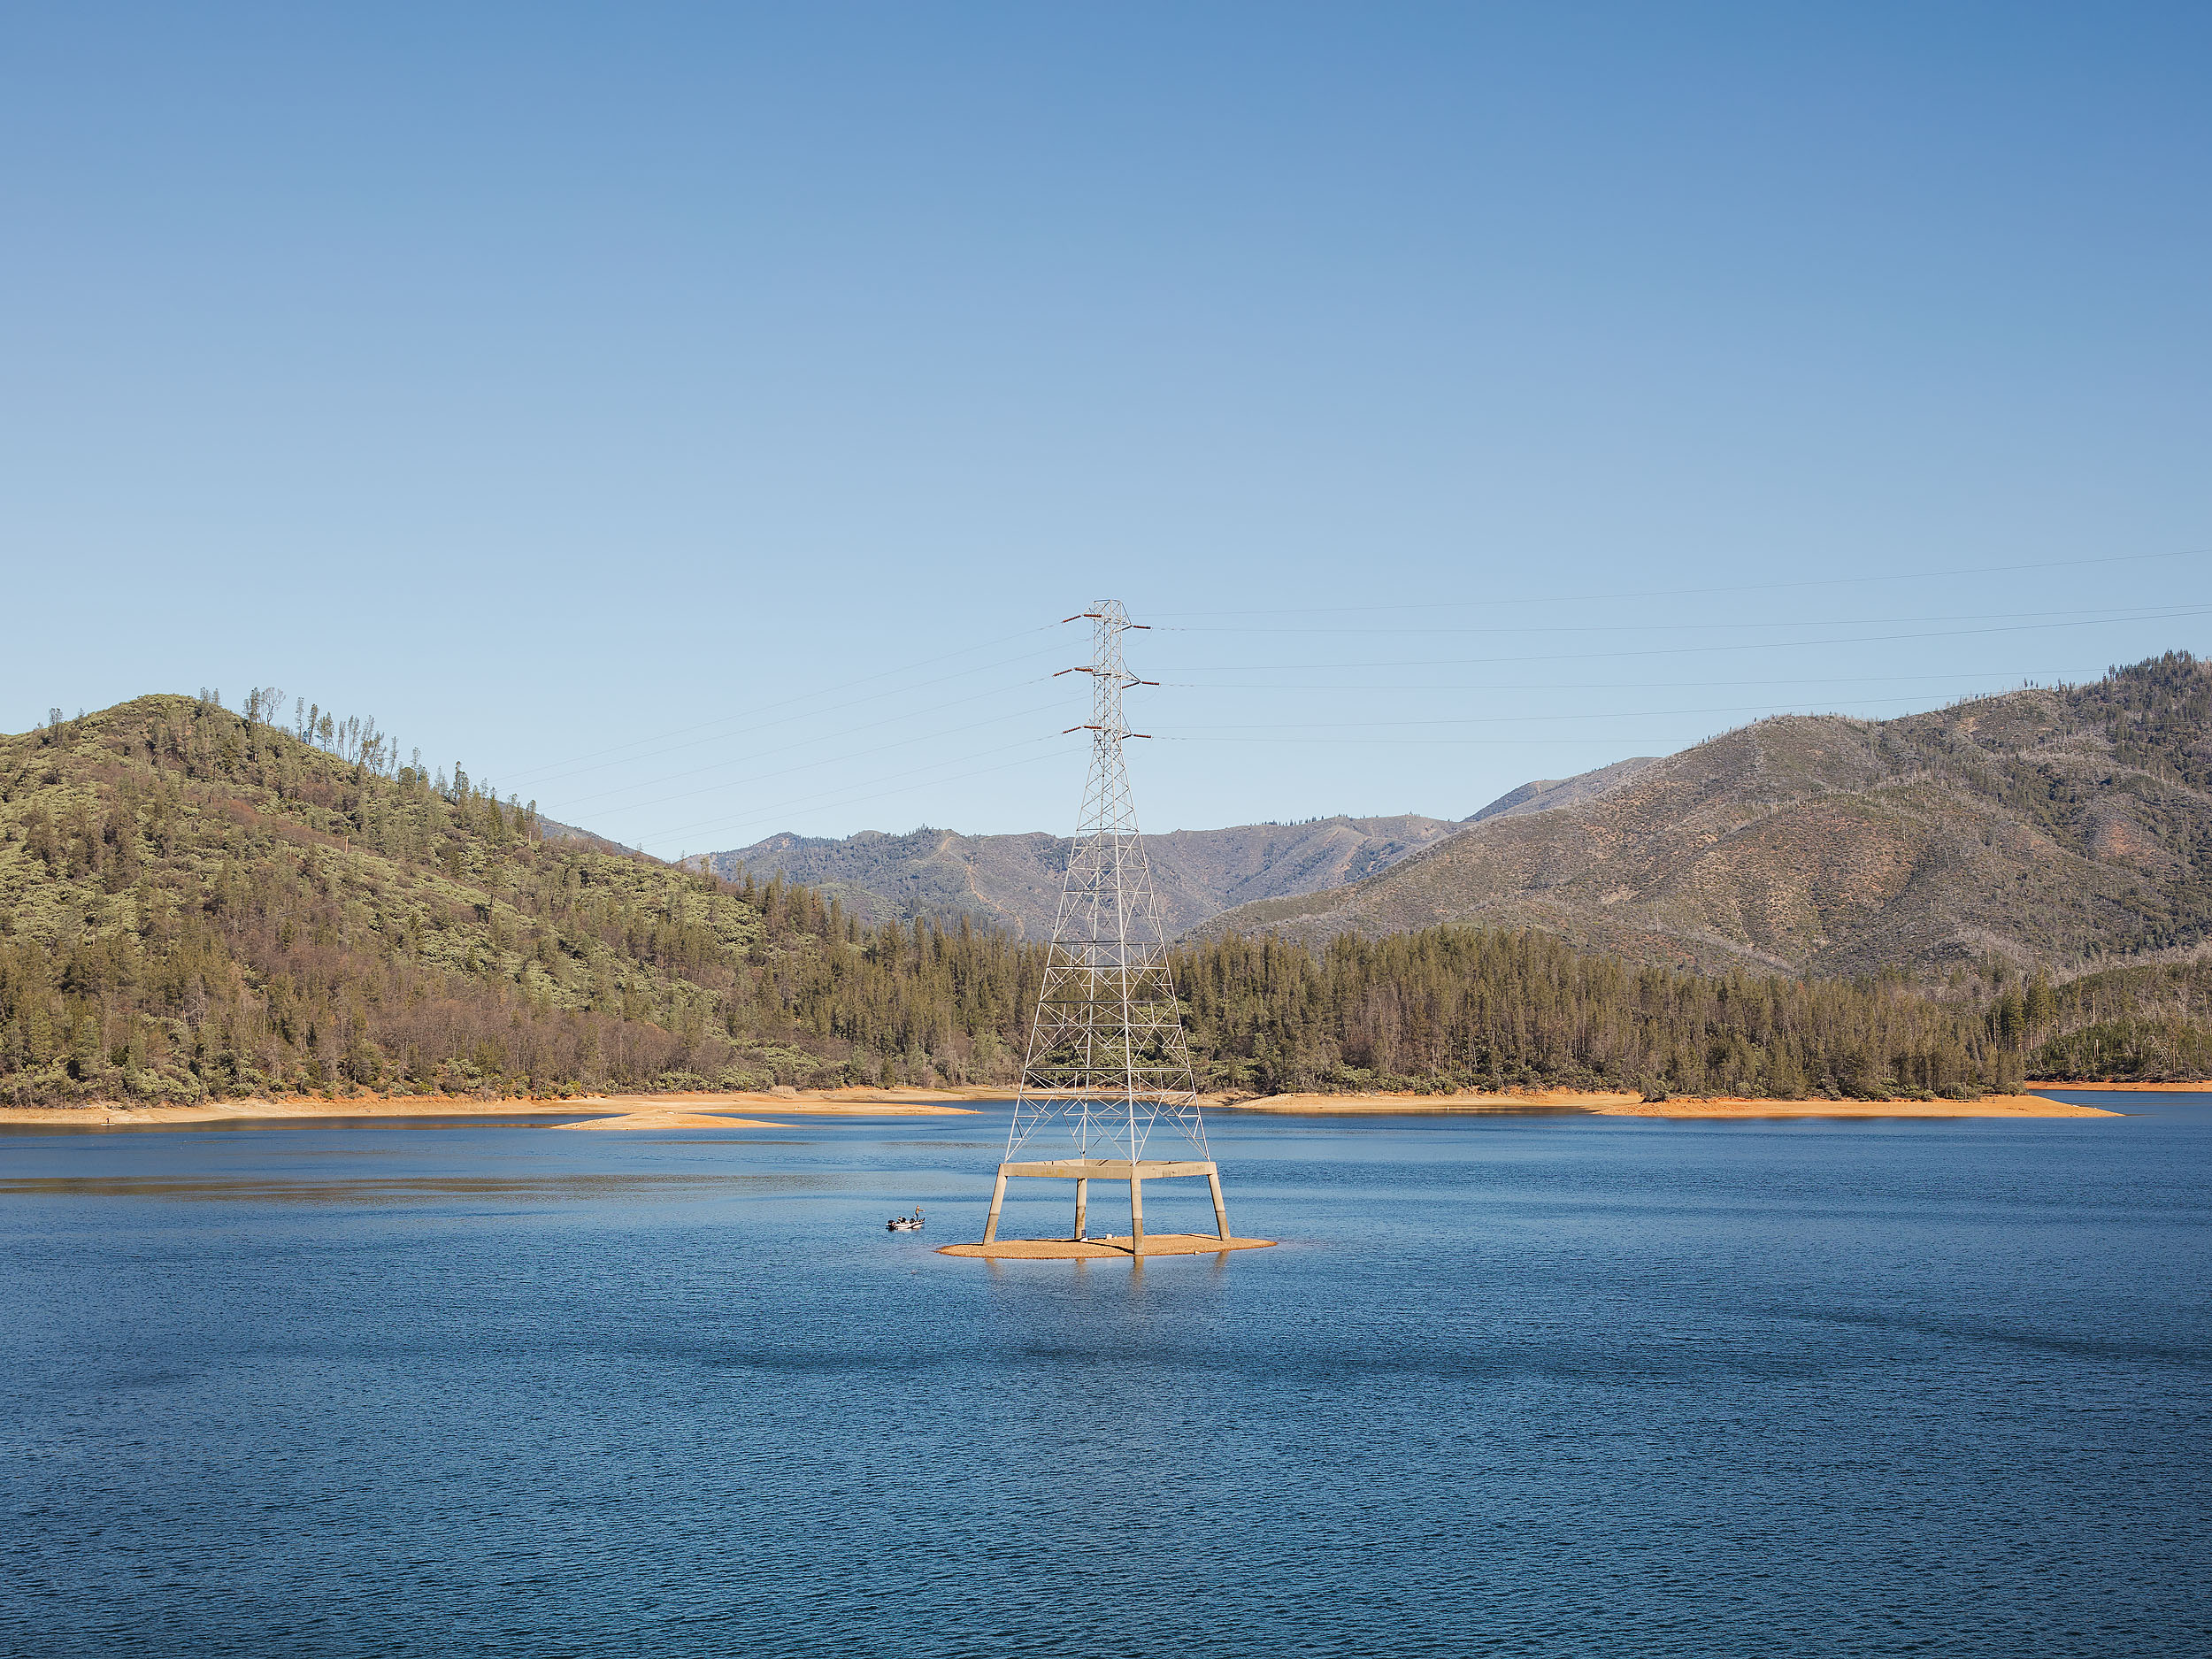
[
  {"x1": 1203, "y1": 654, "x2": 2212, "y2": 977},
  {"x1": 1466, "y1": 757, "x2": 1663, "y2": 824},
  {"x1": 705, "y1": 756, "x2": 1675, "y2": 940},
  {"x1": 706, "y1": 815, "x2": 1464, "y2": 939}
]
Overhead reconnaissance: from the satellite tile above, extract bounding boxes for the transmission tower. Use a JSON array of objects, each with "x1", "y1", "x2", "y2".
[{"x1": 980, "y1": 601, "x2": 1233, "y2": 1253}]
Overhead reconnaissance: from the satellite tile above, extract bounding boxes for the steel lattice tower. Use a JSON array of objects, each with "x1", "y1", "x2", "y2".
[{"x1": 980, "y1": 601, "x2": 1233, "y2": 1252}]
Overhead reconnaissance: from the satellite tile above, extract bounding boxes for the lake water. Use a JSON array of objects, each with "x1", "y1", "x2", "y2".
[{"x1": 4, "y1": 1094, "x2": 2208, "y2": 1657}]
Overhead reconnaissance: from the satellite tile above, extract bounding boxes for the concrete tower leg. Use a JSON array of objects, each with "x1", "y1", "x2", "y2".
[
  {"x1": 1206, "y1": 1167, "x2": 1231, "y2": 1240},
  {"x1": 983, "y1": 1168, "x2": 1010, "y2": 1244}
]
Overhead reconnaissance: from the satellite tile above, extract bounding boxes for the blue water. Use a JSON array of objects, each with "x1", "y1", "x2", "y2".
[{"x1": 3, "y1": 1094, "x2": 2208, "y2": 1657}]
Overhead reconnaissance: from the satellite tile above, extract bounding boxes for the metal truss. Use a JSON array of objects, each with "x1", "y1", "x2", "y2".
[{"x1": 1003, "y1": 600, "x2": 1210, "y2": 1168}]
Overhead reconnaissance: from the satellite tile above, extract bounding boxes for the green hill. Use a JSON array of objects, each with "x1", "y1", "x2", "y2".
[{"x1": 0, "y1": 693, "x2": 1035, "y2": 1106}]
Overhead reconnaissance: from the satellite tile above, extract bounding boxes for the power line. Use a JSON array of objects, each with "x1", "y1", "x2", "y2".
[
  {"x1": 1147, "y1": 547, "x2": 2200, "y2": 619},
  {"x1": 1157, "y1": 693, "x2": 2003, "y2": 732},
  {"x1": 1159, "y1": 601, "x2": 2210, "y2": 638},
  {"x1": 1161, "y1": 735, "x2": 1786, "y2": 746},
  {"x1": 1161, "y1": 667, "x2": 2101, "y2": 692},
  {"x1": 1152, "y1": 607, "x2": 2212, "y2": 672}
]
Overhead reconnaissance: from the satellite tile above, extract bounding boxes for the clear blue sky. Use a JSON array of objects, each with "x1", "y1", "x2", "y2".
[{"x1": 4, "y1": 4, "x2": 2207, "y2": 856}]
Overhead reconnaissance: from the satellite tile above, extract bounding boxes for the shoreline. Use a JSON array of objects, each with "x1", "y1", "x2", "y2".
[
  {"x1": 2024, "y1": 1079, "x2": 2212, "y2": 1092},
  {"x1": 1204, "y1": 1088, "x2": 2122, "y2": 1119},
  {"x1": 0, "y1": 1087, "x2": 983, "y2": 1129},
  {"x1": 6, "y1": 1078, "x2": 2162, "y2": 1129}
]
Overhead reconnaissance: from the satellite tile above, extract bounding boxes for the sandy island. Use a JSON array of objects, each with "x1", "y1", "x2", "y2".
[
  {"x1": 940, "y1": 1233, "x2": 1278, "y2": 1259},
  {"x1": 560, "y1": 1110, "x2": 785, "y2": 1131}
]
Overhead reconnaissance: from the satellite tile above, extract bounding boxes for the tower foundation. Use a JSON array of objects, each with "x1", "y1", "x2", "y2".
[{"x1": 980, "y1": 1156, "x2": 1234, "y2": 1249}]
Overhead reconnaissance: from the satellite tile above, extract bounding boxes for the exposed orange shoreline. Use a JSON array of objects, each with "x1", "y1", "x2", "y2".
[
  {"x1": 0, "y1": 1087, "x2": 983, "y2": 1129},
  {"x1": 1204, "y1": 1088, "x2": 2122, "y2": 1119},
  {"x1": 6, "y1": 1079, "x2": 2159, "y2": 1129},
  {"x1": 2026, "y1": 1080, "x2": 2212, "y2": 1092},
  {"x1": 1597, "y1": 1093, "x2": 2116, "y2": 1119}
]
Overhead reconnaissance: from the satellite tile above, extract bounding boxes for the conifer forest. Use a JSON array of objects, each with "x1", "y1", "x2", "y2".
[{"x1": 2, "y1": 693, "x2": 2207, "y2": 1107}]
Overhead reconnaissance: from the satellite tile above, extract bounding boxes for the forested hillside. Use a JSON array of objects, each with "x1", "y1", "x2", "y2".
[
  {"x1": 3, "y1": 693, "x2": 2204, "y2": 1109},
  {"x1": 1178, "y1": 931, "x2": 2212, "y2": 1095},
  {"x1": 0, "y1": 694, "x2": 1038, "y2": 1106}
]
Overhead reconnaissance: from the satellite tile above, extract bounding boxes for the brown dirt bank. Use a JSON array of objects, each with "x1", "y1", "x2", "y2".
[
  {"x1": 1594, "y1": 1093, "x2": 2117, "y2": 1119},
  {"x1": 1205, "y1": 1089, "x2": 2118, "y2": 1119},
  {"x1": 2025, "y1": 1080, "x2": 2212, "y2": 1092},
  {"x1": 1205, "y1": 1088, "x2": 1624, "y2": 1114},
  {"x1": 9, "y1": 1085, "x2": 2131, "y2": 1128},
  {"x1": 0, "y1": 1087, "x2": 981, "y2": 1129}
]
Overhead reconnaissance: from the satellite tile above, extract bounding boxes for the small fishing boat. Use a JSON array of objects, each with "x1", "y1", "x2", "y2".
[{"x1": 886, "y1": 1208, "x2": 925, "y2": 1233}]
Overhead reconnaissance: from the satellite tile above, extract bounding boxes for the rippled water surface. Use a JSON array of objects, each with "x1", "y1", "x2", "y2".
[{"x1": 4, "y1": 1094, "x2": 2208, "y2": 1657}]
